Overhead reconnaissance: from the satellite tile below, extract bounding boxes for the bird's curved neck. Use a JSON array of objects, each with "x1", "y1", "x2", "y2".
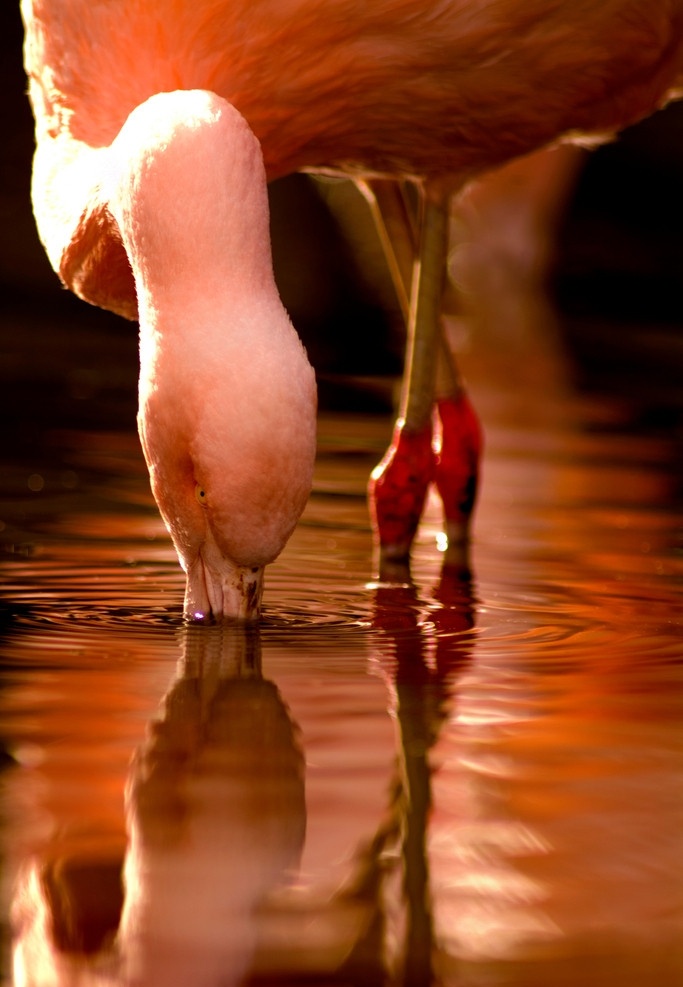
[{"x1": 107, "y1": 91, "x2": 275, "y2": 342}]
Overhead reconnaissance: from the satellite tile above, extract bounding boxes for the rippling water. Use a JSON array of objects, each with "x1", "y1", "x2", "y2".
[{"x1": 1, "y1": 312, "x2": 682, "y2": 987}]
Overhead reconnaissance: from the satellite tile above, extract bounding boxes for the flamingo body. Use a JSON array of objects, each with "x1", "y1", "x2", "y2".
[
  {"x1": 23, "y1": 1, "x2": 683, "y2": 320},
  {"x1": 21, "y1": 0, "x2": 683, "y2": 618}
]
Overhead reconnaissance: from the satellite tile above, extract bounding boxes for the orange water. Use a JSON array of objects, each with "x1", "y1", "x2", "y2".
[{"x1": 1, "y1": 327, "x2": 681, "y2": 987}]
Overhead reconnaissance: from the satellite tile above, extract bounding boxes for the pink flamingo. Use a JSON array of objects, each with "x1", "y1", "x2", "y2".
[{"x1": 21, "y1": 0, "x2": 683, "y2": 620}]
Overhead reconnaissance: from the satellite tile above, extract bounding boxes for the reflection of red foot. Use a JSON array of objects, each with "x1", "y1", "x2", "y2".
[
  {"x1": 434, "y1": 393, "x2": 482, "y2": 547},
  {"x1": 369, "y1": 419, "x2": 435, "y2": 561}
]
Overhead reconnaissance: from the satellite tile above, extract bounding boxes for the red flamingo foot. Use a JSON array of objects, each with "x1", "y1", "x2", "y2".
[
  {"x1": 433, "y1": 393, "x2": 483, "y2": 547},
  {"x1": 369, "y1": 418, "x2": 435, "y2": 561}
]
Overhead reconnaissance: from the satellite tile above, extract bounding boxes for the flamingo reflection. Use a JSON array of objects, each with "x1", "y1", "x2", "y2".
[
  {"x1": 11, "y1": 624, "x2": 305, "y2": 987},
  {"x1": 8, "y1": 561, "x2": 682, "y2": 985}
]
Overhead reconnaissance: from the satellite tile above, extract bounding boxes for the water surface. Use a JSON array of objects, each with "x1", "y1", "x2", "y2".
[{"x1": 1, "y1": 316, "x2": 681, "y2": 987}]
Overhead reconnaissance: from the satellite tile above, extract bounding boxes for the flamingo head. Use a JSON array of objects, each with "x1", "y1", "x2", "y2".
[
  {"x1": 137, "y1": 331, "x2": 317, "y2": 623},
  {"x1": 107, "y1": 90, "x2": 317, "y2": 621}
]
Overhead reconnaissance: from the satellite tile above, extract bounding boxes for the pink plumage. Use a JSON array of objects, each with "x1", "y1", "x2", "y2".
[{"x1": 21, "y1": 0, "x2": 683, "y2": 618}]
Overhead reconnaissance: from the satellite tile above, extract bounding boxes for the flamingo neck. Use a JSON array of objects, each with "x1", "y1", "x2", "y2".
[
  {"x1": 103, "y1": 90, "x2": 317, "y2": 595},
  {"x1": 107, "y1": 91, "x2": 275, "y2": 335}
]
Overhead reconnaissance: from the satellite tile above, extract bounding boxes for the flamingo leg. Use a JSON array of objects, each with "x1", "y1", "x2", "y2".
[
  {"x1": 361, "y1": 181, "x2": 482, "y2": 567},
  {"x1": 365, "y1": 183, "x2": 445, "y2": 564},
  {"x1": 357, "y1": 178, "x2": 418, "y2": 325}
]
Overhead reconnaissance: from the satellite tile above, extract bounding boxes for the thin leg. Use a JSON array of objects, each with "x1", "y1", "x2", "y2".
[
  {"x1": 361, "y1": 181, "x2": 482, "y2": 565},
  {"x1": 433, "y1": 304, "x2": 483, "y2": 551},
  {"x1": 356, "y1": 178, "x2": 418, "y2": 325},
  {"x1": 366, "y1": 187, "x2": 447, "y2": 562},
  {"x1": 399, "y1": 192, "x2": 448, "y2": 430},
  {"x1": 433, "y1": 391, "x2": 482, "y2": 550}
]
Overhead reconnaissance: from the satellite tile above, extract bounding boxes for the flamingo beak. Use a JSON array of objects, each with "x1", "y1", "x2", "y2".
[{"x1": 184, "y1": 552, "x2": 264, "y2": 623}]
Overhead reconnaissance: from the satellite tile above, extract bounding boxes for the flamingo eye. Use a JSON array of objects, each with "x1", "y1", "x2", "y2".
[{"x1": 195, "y1": 484, "x2": 207, "y2": 506}]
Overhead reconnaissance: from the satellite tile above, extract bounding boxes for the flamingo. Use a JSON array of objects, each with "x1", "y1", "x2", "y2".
[{"x1": 21, "y1": 0, "x2": 683, "y2": 620}]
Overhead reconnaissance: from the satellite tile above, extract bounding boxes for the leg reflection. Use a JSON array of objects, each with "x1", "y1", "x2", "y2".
[{"x1": 371, "y1": 557, "x2": 476, "y2": 986}]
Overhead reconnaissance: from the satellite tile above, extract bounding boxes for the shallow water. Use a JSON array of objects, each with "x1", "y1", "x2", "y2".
[{"x1": 1, "y1": 314, "x2": 682, "y2": 987}]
